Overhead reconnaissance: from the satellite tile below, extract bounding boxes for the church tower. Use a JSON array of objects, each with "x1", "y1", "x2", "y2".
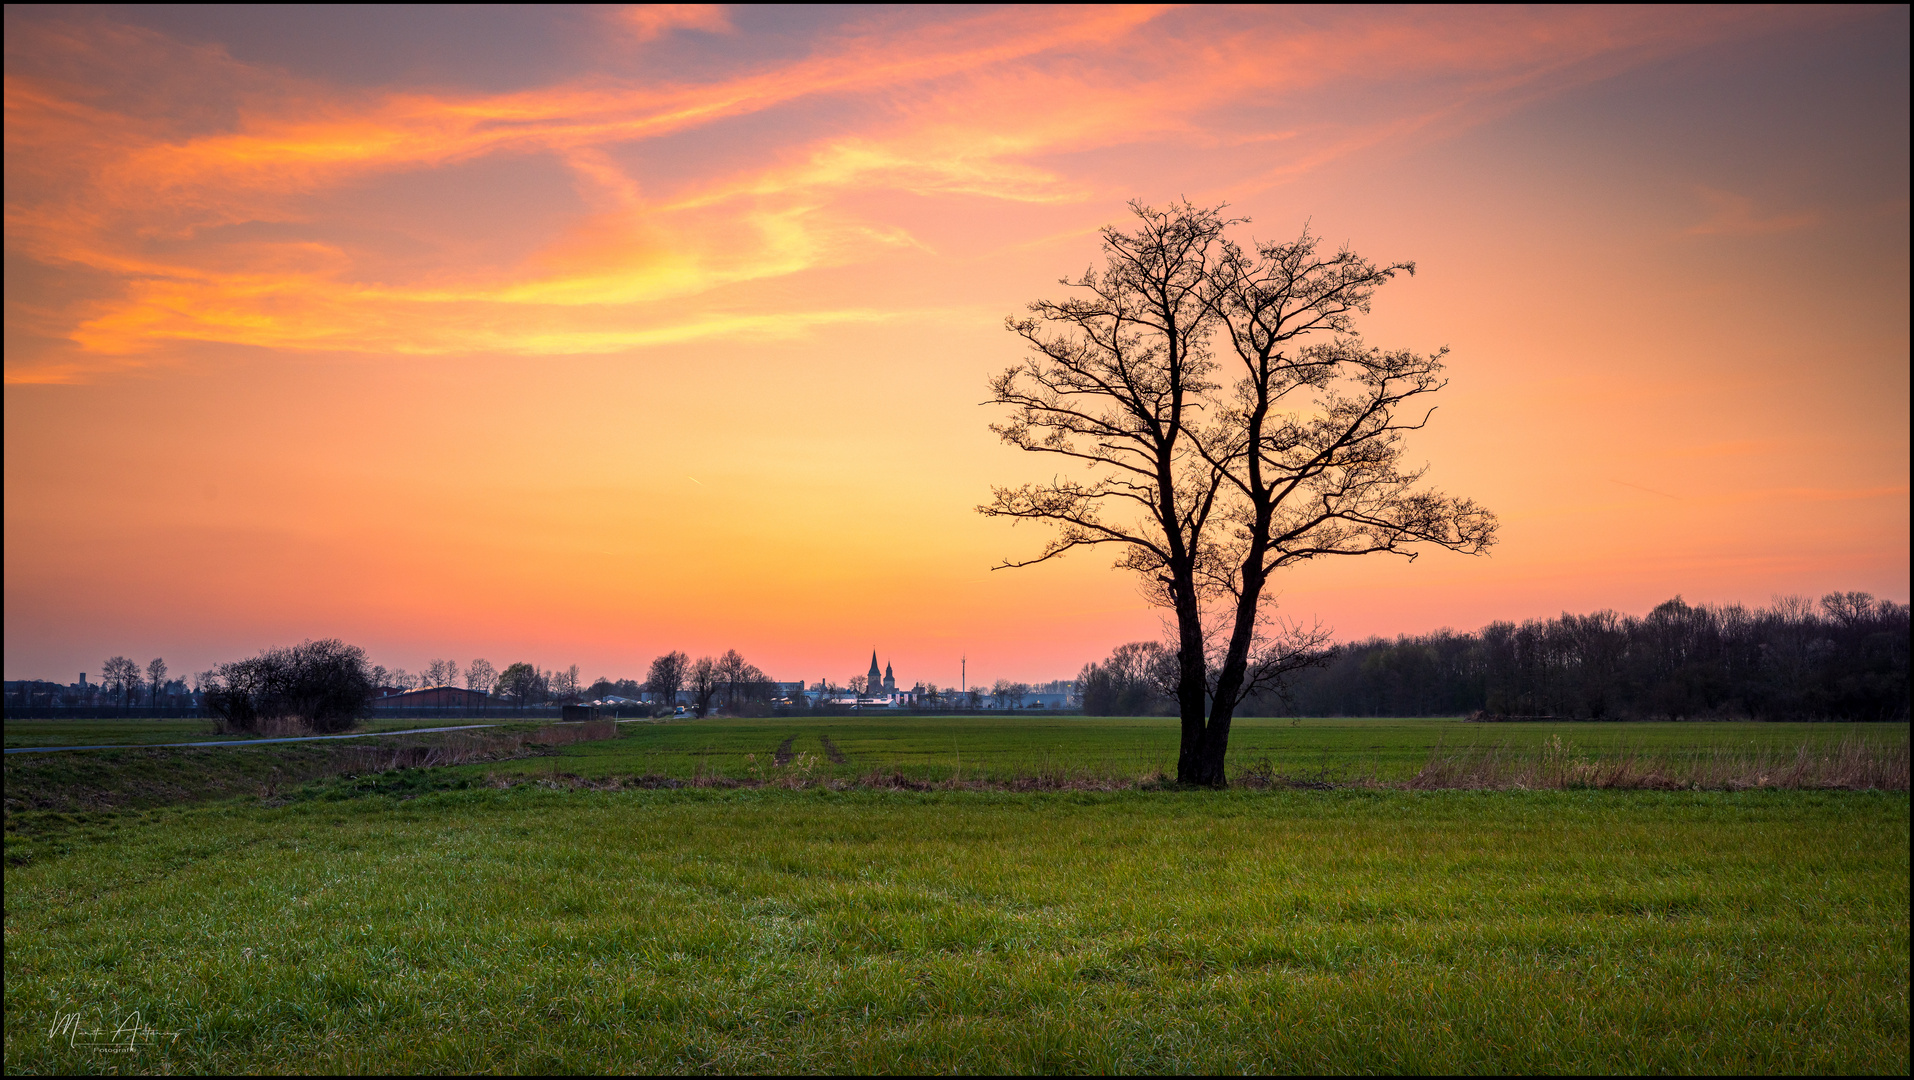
[
  {"x1": 883, "y1": 662, "x2": 896, "y2": 695},
  {"x1": 866, "y1": 651, "x2": 883, "y2": 696}
]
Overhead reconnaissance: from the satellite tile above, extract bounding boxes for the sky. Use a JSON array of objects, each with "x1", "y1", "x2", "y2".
[{"x1": 4, "y1": 4, "x2": 1908, "y2": 688}]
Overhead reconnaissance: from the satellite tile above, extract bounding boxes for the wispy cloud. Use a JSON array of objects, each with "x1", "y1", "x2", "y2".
[
  {"x1": 1686, "y1": 186, "x2": 1820, "y2": 236},
  {"x1": 615, "y1": 4, "x2": 733, "y2": 44},
  {"x1": 3, "y1": 5, "x2": 1840, "y2": 380}
]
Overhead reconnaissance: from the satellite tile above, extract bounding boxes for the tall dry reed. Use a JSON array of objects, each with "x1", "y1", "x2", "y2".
[{"x1": 1408, "y1": 734, "x2": 1908, "y2": 791}]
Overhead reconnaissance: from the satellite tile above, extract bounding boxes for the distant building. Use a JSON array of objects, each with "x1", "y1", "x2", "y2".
[
  {"x1": 865, "y1": 651, "x2": 898, "y2": 696},
  {"x1": 371, "y1": 685, "x2": 508, "y2": 710}
]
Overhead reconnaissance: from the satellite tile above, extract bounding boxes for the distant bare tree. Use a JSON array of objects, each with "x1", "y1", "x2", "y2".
[
  {"x1": 422, "y1": 658, "x2": 460, "y2": 687},
  {"x1": 101, "y1": 656, "x2": 141, "y2": 708},
  {"x1": 647, "y1": 651, "x2": 688, "y2": 713},
  {"x1": 146, "y1": 657, "x2": 168, "y2": 705},
  {"x1": 715, "y1": 649, "x2": 747, "y2": 711},
  {"x1": 370, "y1": 665, "x2": 389, "y2": 690},
  {"x1": 1078, "y1": 641, "x2": 1178, "y2": 716},
  {"x1": 465, "y1": 658, "x2": 498, "y2": 701},
  {"x1": 848, "y1": 674, "x2": 867, "y2": 696},
  {"x1": 712, "y1": 649, "x2": 770, "y2": 713},
  {"x1": 983, "y1": 680, "x2": 1032, "y2": 708},
  {"x1": 550, "y1": 664, "x2": 581, "y2": 702},
  {"x1": 985, "y1": 201, "x2": 1495, "y2": 784},
  {"x1": 687, "y1": 656, "x2": 719, "y2": 717}
]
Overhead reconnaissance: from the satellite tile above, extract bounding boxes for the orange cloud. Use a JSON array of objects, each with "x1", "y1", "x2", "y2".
[
  {"x1": 2, "y1": 5, "x2": 1850, "y2": 380},
  {"x1": 1686, "y1": 186, "x2": 1820, "y2": 235},
  {"x1": 617, "y1": 5, "x2": 733, "y2": 43}
]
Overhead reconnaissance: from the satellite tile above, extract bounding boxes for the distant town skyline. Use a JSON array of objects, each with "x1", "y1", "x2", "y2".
[{"x1": 5, "y1": 5, "x2": 1907, "y2": 682}]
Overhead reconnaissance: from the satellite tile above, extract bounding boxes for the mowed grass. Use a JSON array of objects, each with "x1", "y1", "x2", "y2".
[
  {"x1": 4, "y1": 785, "x2": 1906, "y2": 1073},
  {"x1": 482, "y1": 714, "x2": 1900, "y2": 786}
]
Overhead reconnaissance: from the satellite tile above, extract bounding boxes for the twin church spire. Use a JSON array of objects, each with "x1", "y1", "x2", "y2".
[{"x1": 866, "y1": 650, "x2": 896, "y2": 696}]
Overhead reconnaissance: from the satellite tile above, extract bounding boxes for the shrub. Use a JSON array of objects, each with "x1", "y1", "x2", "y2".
[{"x1": 202, "y1": 639, "x2": 375, "y2": 734}]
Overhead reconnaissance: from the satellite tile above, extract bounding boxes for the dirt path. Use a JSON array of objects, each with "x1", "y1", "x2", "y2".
[
  {"x1": 819, "y1": 734, "x2": 848, "y2": 765},
  {"x1": 773, "y1": 736, "x2": 796, "y2": 766}
]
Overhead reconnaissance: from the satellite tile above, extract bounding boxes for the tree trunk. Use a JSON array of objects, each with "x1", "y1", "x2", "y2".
[
  {"x1": 1171, "y1": 566, "x2": 1210, "y2": 785},
  {"x1": 1194, "y1": 552, "x2": 1272, "y2": 788}
]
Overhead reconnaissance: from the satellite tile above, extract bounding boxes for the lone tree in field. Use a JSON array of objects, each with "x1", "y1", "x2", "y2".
[{"x1": 984, "y1": 201, "x2": 1497, "y2": 785}]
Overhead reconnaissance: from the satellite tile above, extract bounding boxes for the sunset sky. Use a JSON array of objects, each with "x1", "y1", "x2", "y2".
[{"x1": 5, "y1": 4, "x2": 1908, "y2": 688}]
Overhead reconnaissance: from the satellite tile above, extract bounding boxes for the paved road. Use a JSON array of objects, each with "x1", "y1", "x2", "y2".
[{"x1": 3, "y1": 717, "x2": 658, "y2": 754}]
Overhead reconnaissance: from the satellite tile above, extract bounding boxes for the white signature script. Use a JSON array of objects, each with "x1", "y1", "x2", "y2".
[{"x1": 46, "y1": 1008, "x2": 183, "y2": 1054}]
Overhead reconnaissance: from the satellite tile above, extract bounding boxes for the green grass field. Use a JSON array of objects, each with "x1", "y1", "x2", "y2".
[
  {"x1": 4, "y1": 717, "x2": 1907, "y2": 1073},
  {"x1": 487, "y1": 714, "x2": 1897, "y2": 785}
]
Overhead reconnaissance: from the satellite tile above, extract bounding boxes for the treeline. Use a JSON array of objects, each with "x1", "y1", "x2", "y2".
[
  {"x1": 1077, "y1": 593, "x2": 1910, "y2": 722},
  {"x1": 1263, "y1": 593, "x2": 1909, "y2": 721},
  {"x1": 389, "y1": 648, "x2": 785, "y2": 717}
]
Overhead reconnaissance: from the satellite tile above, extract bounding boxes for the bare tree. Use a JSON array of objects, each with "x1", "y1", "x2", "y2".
[
  {"x1": 989, "y1": 678, "x2": 1016, "y2": 708},
  {"x1": 422, "y1": 658, "x2": 461, "y2": 687},
  {"x1": 1191, "y1": 226, "x2": 1494, "y2": 779},
  {"x1": 687, "y1": 656, "x2": 719, "y2": 717},
  {"x1": 646, "y1": 651, "x2": 688, "y2": 714},
  {"x1": 1078, "y1": 641, "x2": 1179, "y2": 716},
  {"x1": 715, "y1": 649, "x2": 748, "y2": 711},
  {"x1": 550, "y1": 664, "x2": 581, "y2": 703},
  {"x1": 712, "y1": 649, "x2": 771, "y2": 713},
  {"x1": 985, "y1": 202, "x2": 1496, "y2": 785},
  {"x1": 146, "y1": 657, "x2": 168, "y2": 706},
  {"x1": 101, "y1": 656, "x2": 141, "y2": 708},
  {"x1": 465, "y1": 658, "x2": 498, "y2": 703},
  {"x1": 848, "y1": 674, "x2": 867, "y2": 696}
]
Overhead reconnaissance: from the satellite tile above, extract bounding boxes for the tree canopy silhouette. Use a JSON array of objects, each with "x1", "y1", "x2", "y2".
[{"x1": 985, "y1": 201, "x2": 1496, "y2": 784}]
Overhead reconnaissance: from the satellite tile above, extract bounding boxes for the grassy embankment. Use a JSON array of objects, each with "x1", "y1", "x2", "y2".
[
  {"x1": 4, "y1": 782, "x2": 1906, "y2": 1073},
  {"x1": 3, "y1": 719, "x2": 608, "y2": 820},
  {"x1": 3, "y1": 715, "x2": 489, "y2": 749}
]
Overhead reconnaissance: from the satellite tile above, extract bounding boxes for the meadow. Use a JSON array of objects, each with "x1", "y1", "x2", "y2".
[
  {"x1": 476, "y1": 714, "x2": 1901, "y2": 787},
  {"x1": 4, "y1": 716, "x2": 1908, "y2": 1073}
]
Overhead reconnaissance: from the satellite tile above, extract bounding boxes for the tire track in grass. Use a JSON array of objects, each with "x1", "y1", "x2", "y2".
[
  {"x1": 773, "y1": 736, "x2": 796, "y2": 766},
  {"x1": 819, "y1": 735, "x2": 847, "y2": 765}
]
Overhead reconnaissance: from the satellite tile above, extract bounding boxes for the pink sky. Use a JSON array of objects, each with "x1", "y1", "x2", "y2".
[{"x1": 4, "y1": 5, "x2": 1908, "y2": 687}]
